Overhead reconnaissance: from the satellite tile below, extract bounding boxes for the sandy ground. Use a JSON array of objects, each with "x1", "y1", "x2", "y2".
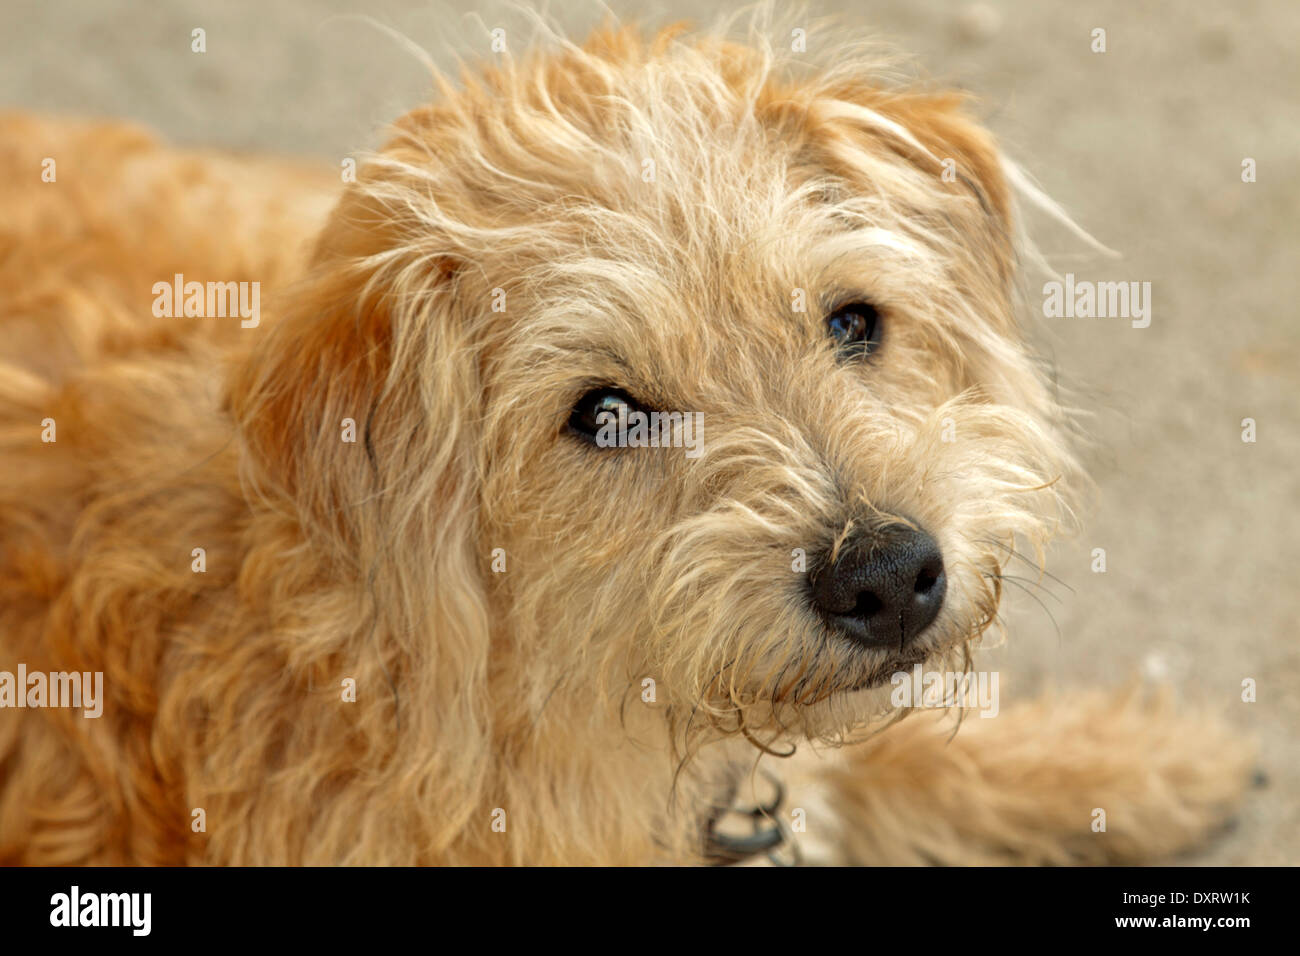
[{"x1": 3, "y1": 0, "x2": 1296, "y2": 864}]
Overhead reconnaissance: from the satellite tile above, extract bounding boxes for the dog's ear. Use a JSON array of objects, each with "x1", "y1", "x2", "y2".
[
  {"x1": 226, "y1": 178, "x2": 491, "y2": 833},
  {"x1": 769, "y1": 81, "x2": 1016, "y2": 290},
  {"x1": 870, "y1": 90, "x2": 1012, "y2": 227}
]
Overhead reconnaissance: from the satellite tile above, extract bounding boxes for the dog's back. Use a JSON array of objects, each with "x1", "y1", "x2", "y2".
[
  {"x1": 0, "y1": 114, "x2": 334, "y2": 862},
  {"x1": 0, "y1": 113, "x2": 336, "y2": 376}
]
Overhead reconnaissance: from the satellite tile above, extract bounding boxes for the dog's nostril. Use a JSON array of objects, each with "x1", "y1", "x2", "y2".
[
  {"x1": 853, "y1": 591, "x2": 884, "y2": 619},
  {"x1": 914, "y1": 568, "x2": 938, "y2": 595}
]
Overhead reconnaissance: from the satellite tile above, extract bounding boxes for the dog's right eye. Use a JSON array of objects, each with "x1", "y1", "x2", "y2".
[
  {"x1": 825, "y1": 301, "x2": 882, "y2": 358},
  {"x1": 567, "y1": 387, "x2": 641, "y2": 444}
]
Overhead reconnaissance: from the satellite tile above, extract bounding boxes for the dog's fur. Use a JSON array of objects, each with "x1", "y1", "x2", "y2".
[{"x1": 0, "y1": 20, "x2": 1251, "y2": 865}]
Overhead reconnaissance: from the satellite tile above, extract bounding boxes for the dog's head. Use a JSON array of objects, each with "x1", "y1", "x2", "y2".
[{"x1": 232, "y1": 23, "x2": 1078, "y2": 756}]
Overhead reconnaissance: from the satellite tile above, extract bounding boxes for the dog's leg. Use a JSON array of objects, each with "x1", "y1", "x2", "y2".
[{"x1": 790, "y1": 688, "x2": 1254, "y2": 865}]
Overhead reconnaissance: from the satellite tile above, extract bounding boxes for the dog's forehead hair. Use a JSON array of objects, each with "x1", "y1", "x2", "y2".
[
  {"x1": 479, "y1": 182, "x2": 992, "y2": 417},
  {"x1": 359, "y1": 26, "x2": 1022, "y2": 416},
  {"x1": 455, "y1": 118, "x2": 977, "y2": 389},
  {"x1": 383, "y1": 31, "x2": 1008, "y2": 267}
]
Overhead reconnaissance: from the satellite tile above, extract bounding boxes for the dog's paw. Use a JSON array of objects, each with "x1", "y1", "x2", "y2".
[{"x1": 808, "y1": 686, "x2": 1255, "y2": 865}]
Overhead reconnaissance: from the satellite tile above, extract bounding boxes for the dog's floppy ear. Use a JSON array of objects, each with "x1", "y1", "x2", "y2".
[
  {"x1": 771, "y1": 80, "x2": 1017, "y2": 290},
  {"x1": 228, "y1": 244, "x2": 399, "y2": 546},
  {"x1": 227, "y1": 178, "x2": 491, "y2": 840},
  {"x1": 871, "y1": 90, "x2": 1012, "y2": 227}
]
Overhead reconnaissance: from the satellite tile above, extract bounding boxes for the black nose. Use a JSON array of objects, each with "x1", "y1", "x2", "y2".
[{"x1": 810, "y1": 524, "x2": 946, "y2": 650}]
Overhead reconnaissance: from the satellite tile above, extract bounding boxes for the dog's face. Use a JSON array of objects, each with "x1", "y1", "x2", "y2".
[{"x1": 236, "y1": 27, "x2": 1075, "y2": 750}]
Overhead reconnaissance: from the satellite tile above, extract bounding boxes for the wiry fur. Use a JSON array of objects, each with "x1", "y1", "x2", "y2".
[{"x1": 0, "y1": 17, "x2": 1250, "y2": 865}]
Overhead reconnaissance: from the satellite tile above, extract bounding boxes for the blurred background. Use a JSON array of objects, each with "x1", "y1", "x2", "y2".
[{"x1": 4, "y1": 0, "x2": 1296, "y2": 863}]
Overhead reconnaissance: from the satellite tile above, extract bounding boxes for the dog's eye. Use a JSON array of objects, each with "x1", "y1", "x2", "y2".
[
  {"x1": 568, "y1": 387, "x2": 641, "y2": 444},
  {"x1": 825, "y1": 302, "x2": 881, "y2": 357}
]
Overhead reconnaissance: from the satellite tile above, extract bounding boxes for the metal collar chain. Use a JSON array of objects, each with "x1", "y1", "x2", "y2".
[{"x1": 703, "y1": 770, "x2": 803, "y2": 866}]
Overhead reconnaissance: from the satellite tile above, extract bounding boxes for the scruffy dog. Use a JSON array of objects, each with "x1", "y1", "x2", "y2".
[{"x1": 0, "y1": 20, "x2": 1251, "y2": 865}]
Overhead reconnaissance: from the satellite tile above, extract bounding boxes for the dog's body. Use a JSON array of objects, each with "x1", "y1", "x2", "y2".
[{"x1": 0, "y1": 24, "x2": 1250, "y2": 865}]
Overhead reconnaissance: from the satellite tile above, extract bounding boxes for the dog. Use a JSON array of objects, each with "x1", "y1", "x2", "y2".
[{"x1": 0, "y1": 18, "x2": 1252, "y2": 865}]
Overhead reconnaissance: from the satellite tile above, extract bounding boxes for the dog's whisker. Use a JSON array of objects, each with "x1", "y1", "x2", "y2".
[
  {"x1": 983, "y1": 573, "x2": 1063, "y2": 643},
  {"x1": 986, "y1": 571, "x2": 1065, "y2": 604},
  {"x1": 979, "y1": 535, "x2": 1074, "y2": 594}
]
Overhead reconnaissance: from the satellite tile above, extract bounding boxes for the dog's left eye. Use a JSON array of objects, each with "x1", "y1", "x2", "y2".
[
  {"x1": 825, "y1": 302, "x2": 881, "y2": 357},
  {"x1": 567, "y1": 387, "x2": 641, "y2": 444}
]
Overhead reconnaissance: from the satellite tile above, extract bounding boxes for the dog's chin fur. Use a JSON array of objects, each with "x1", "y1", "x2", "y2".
[{"x1": 0, "y1": 14, "x2": 1252, "y2": 866}]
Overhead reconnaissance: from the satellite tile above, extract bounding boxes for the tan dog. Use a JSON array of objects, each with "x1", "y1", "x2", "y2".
[{"x1": 0, "y1": 20, "x2": 1250, "y2": 865}]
